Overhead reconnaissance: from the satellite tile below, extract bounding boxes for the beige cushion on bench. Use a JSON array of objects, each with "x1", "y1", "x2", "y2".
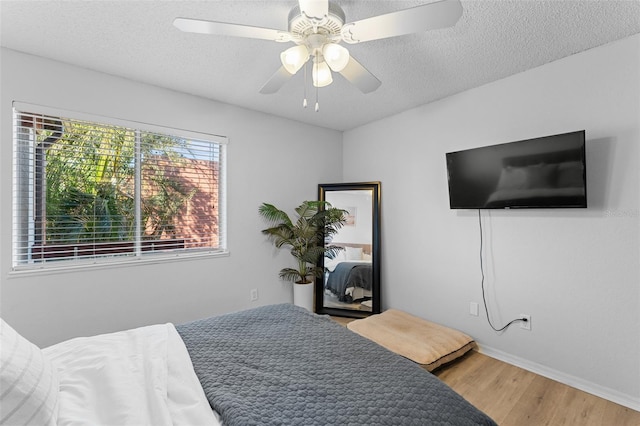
[{"x1": 347, "y1": 309, "x2": 476, "y2": 371}]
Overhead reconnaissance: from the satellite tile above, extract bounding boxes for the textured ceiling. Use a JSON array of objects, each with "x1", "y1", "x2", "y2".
[{"x1": 1, "y1": 0, "x2": 639, "y2": 131}]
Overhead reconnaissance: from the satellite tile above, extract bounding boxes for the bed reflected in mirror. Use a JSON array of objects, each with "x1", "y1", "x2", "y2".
[{"x1": 316, "y1": 182, "x2": 380, "y2": 318}]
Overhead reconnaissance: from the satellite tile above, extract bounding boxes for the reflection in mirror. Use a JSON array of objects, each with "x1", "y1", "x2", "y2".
[{"x1": 316, "y1": 182, "x2": 380, "y2": 318}]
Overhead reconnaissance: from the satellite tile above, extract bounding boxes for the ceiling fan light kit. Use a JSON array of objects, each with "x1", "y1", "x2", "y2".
[
  {"x1": 322, "y1": 43, "x2": 350, "y2": 72},
  {"x1": 173, "y1": 0, "x2": 463, "y2": 110},
  {"x1": 312, "y1": 60, "x2": 333, "y2": 88},
  {"x1": 281, "y1": 44, "x2": 310, "y2": 74}
]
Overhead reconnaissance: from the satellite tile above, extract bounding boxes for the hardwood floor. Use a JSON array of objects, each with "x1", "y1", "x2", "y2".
[
  {"x1": 433, "y1": 350, "x2": 640, "y2": 426},
  {"x1": 330, "y1": 316, "x2": 640, "y2": 425},
  {"x1": 330, "y1": 315, "x2": 357, "y2": 327}
]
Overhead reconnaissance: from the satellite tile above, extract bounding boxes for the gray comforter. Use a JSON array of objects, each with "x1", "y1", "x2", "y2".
[
  {"x1": 176, "y1": 304, "x2": 496, "y2": 426},
  {"x1": 326, "y1": 262, "x2": 372, "y2": 301}
]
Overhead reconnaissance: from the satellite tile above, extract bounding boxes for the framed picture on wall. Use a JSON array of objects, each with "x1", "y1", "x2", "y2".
[{"x1": 344, "y1": 207, "x2": 357, "y2": 226}]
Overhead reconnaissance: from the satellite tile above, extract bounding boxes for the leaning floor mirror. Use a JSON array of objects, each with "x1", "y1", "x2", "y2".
[{"x1": 316, "y1": 182, "x2": 381, "y2": 318}]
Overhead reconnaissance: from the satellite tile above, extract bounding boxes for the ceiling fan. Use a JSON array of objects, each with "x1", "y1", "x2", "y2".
[{"x1": 173, "y1": 0, "x2": 463, "y2": 110}]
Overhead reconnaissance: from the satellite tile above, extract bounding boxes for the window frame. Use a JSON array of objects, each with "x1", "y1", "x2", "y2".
[{"x1": 11, "y1": 102, "x2": 228, "y2": 274}]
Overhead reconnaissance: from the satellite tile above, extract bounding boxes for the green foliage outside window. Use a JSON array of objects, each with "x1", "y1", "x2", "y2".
[{"x1": 42, "y1": 121, "x2": 197, "y2": 245}]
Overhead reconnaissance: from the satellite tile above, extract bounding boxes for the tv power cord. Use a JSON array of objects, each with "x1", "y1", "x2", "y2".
[{"x1": 478, "y1": 209, "x2": 529, "y2": 332}]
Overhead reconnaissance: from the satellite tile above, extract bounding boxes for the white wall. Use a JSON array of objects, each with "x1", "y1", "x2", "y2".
[
  {"x1": 0, "y1": 48, "x2": 343, "y2": 347},
  {"x1": 343, "y1": 35, "x2": 640, "y2": 408}
]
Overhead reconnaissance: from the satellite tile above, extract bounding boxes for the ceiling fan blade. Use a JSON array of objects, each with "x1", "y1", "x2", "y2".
[
  {"x1": 339, "y1": 56, "x2": 381, "y2": 94},
  {"x1": 173, "y1": 17, "x2": 291, "y2": 42},
  {"x1": 341, "y1": 0, "x2": 463, "y2": 44},
  {"x1": 298, "y1": 0, "x2": 329, "y2": 23},
  {"x1": 259, "y1": 66, "x2": 294, "y2": 94}
]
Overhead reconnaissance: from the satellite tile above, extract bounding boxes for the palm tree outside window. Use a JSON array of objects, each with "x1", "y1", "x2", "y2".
[{"x1": 12, "y1": 107, "x2": 226, "y2": 270}]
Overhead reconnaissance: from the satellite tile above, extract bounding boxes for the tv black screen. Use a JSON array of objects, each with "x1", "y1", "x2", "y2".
[{"x1": 446, "y1": 131, "x2": 587, "y2": 209}]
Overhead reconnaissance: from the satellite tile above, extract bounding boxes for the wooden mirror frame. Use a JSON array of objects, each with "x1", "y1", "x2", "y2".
[{"x1": 315, "y1": 182, "x2": 381, "y2": 318}]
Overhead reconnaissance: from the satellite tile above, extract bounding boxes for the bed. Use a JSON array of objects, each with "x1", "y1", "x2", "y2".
[
  {"x1": 1, "y1": 304, "x2": 497, "y2": 425},
  {"x1": 324, "y1": 243, "x2": 373, "y2": 303}
]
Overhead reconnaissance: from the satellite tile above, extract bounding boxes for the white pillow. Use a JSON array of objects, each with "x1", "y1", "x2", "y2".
[
  {"x1": 0, "y1": 319, "x2": 58, "y2": 426},
  {"x1": 345, "y1": 246, "x2": 363, "y2": 260},
  {"x1": 496, "y1": 166, "x2": 528, "y2": 190}
]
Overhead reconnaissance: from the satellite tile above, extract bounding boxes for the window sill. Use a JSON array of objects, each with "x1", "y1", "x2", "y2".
[{"x1": 8, "y1": 249, "x2": 230, "y2": 278}]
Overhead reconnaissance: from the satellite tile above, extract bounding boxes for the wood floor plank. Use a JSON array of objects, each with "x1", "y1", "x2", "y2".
[
  {"x1": 501, "y1": 375, "x2": 570, "y2": 425},
  {"x1": 601, "y1": 402, "x2": 640, "y2": 426},
  {"x1": 433, "y1": 350, "x2": 640, "y2": 426},
  {"x1": 547, "y1": 387, "x2": 607, "y2": 426},
  {"x1": 473, "y1": 364, "x2": 538, "y2": 424}
]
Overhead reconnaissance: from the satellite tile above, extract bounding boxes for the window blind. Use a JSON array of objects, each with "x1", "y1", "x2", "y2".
[{"x1": 12, "y1": 106, "x2": 227, "y2": 270}]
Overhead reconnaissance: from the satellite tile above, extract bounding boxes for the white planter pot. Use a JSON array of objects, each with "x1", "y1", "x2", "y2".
[{"x1": 293, "y1": 281, "x2": 314, "y2": 311}]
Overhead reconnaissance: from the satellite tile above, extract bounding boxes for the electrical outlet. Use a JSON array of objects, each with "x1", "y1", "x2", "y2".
[
  {"x1": 469, "y1": 302, "x2": 479, "y2": 316},
  {"x1": 520, "y1": 314, "x2": 531, "y2": 331},
  {"x1": 250, "y1": 289, "x2": 258, "y2": 301}
]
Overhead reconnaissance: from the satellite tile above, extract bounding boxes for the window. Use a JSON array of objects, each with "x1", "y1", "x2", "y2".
[{"x1": 12, "y1": 104, "x2": 227, "y2": 271}]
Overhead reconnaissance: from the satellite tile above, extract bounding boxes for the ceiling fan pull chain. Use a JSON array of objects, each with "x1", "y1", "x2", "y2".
[
  {"x1": 303, "y1": 62, "x2": 308, "y2": 108},
  {"x1": 315, "y1": 61, "x2": 320, "y2": 112}
]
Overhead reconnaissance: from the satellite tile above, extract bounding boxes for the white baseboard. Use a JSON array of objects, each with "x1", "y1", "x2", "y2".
[{"x1": 476, "y1": 345, "x2": 640, "y2": 412}]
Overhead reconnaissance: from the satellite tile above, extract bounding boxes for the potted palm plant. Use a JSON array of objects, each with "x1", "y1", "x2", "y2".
[{"x1": 259, "y1": 200, "x2": 347, "y2": 310}]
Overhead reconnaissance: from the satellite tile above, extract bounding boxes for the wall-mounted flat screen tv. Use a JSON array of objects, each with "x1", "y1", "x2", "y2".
[{"x1": 446, "y1": 130, "x2": 587, "y2": 209}]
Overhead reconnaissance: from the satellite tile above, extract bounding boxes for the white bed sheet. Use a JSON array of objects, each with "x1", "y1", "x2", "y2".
[
  {"x1": 42, "y1": 323, "x2": 222, "y2": 426},
  {"x1": 324, "y1": 258, "x2": 371, "y2": 273}
]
